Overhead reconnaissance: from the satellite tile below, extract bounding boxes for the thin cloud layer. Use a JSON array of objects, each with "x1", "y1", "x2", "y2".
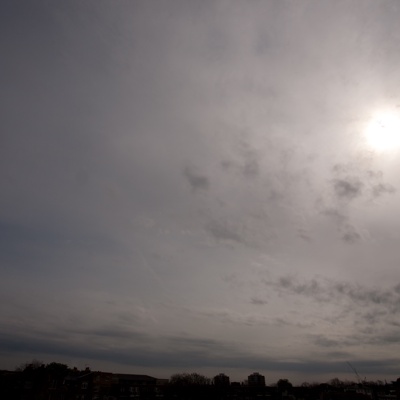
[{"x1": 1, "y1": 0, "x2": 400, "y2": 383}]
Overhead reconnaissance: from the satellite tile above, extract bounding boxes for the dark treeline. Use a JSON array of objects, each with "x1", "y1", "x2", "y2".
[{"x1": 1, "y1": 360, "x2": 400, "y2": 400}]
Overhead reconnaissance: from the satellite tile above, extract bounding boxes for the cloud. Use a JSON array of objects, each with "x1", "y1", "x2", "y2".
[
  {"x1": 220, "y1": 144, "x2": 261, "y2": 179},
  {"x1": 319, "y1": 163, "x2": 396, "y2": 242},
  {"x1": 340, "y1": 223, "x2": 362, "y2": 243},
  {"x1": 2, "y1": 328, "x2": 400, "y2": 377},
  {"x1": 183, "y1": 166, "x2": 210, "y2": 192},
  {"x1": 320, "y1": 207, "x2": 363, "y2": 244},
  {"x1": 312, "y1": 329, "x2": 400, "y2": 351},
  {"x1": 297, "y1": 228, "x2": 311, "y2": 242},
  {"x1": 263, "y1": 272, "x2": 400, "y2": 335},
  {"x1": 333, "y1": 282, "x2": 396, "y2": 308},
  {"x1": 371, "y1": 183, "x2": 396, "y2": 198},
  {"x1": 321, "y1": 207, "x2": 347, "y2": 225},
  {"x1": 238, "y1": 140, "x2": 260, "y2": 178},
  {"x1": 250, "y1": 297, "x2": 268, "y2": 305},
  {"x1": 312, "y1": 336, "x2": 343, "y2": 348},
  {"x1": 333, "y1": 178, "x2": 363, "y2": 200},
  {"x1": 276, "y1": 276, "x2": 328, "y2": 301},
  {"x1": 330, "y1": 164, "x2": 396, "y2": 203},
  {"x1": 205, "y1": 219, "x2": 244, "y2": 245}
]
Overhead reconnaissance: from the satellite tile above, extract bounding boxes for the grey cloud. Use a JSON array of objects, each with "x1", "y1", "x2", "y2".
[
  {"x1": 333, "y1": 178, "x2": 363, "y2": 200},
  {"x1": 366, "y1": 170, "x2": 396, "y2": 198},
  {"x1": 297, "y1": 228, "x2": 311, "y2": 242},
  {"x1": 322, "y1": 163, "x2": 396, "y2": 242},
  {"x1": 331, "y1": 164, "x2": 396, "y2": 202},
  {"x1": 217, "y1": 131, "x2": 266, "y2": 180},
  {"x1": 278, "y1": 276, "x2": 293, "y2": 289},
  {"x1": 273, "y1": 318, "x2": 312, "y2": 329},
  {"x1": 220, "y1": 147, "x2": 260, "y2": 178},
  {"x1": 361, "y1": 310, "x2": 388, "y2": 325},
  {"x1": 195, "y1": 306, "x2": 310, "y2": 330},
  {"x1": 332, "y1": 163, "x2": 352, "y2": 175},
  {"x1": 243, "y1": 158, "x2": 259, "y2": 178},
  {"x1": 0, "y1": 324, "x2": 246, "y2": 369},
  {"x1": 366, "y1": 170, "x2": 383, "y2": 180},
  {"x1": 183, "y1": 166, "x2": 210, "y2": 192},
  {"x1": 268, "y1": 274, "x2": 400, "y2": 318},
  {"x1": 368, "y1": 333, "x2": 400, "y2": 345},
  {"x1": 321, "y1": 208, "x2": 347, "y2": 225},
  {"x1": 2, "y1": 329, "x2": 400, "y2": 376},
  {"x1": 70, "y1": 327, "x2": 147, "y2": 341},
  {"x1": 311, "y1": 333, "x2": 366, "y2": 350},
  {"x1": 345, "y1": 331, "x2": 400, "y2": 347},
  {"x1": 220, "y1": 160, "x2": 233, "y2": 171},
  {"x1": 240, "y1": 142, "x2": 260, "y2": 178},
  {"x1": 332, "y1": 282, "x2": 395, "y2": 306},
  {"x1": 205, "y1": 219, "x2": 245, "y2": 245},
  {"x1": 336, "y1": 282, "x2": 396, "y2": 309},
  {"x1": 372, "y1": 183, "x2": 396, "y2": 197},
  {"x1": 321, "y1": 208, "x2": 363, "y2": 244},
  {"x1": 250, "y1": 297, "x2": 268, "y2": 305},
  {"x1": 313, "y1": 336, "x2": 342, "y2": 348},
  {"x1": 340, "y1": 223, "x2": 362, "y2": 243},
  {"x1": 291, "y1": 279, "x2": 321, "y2": 297},
  {"x1": 311, "y1": 329, "x2": 400, "y2": 350},
  {"x1": 276, "y1": 276, "x2": 327, "y2": 301},
  {"x1": 323, "y1": 351, "x2": 353, "y2": 360}
]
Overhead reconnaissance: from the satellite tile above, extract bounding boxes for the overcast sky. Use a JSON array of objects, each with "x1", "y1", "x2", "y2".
[{"x1": 2, "y1": 0, "x2": 400, "y2": 384}]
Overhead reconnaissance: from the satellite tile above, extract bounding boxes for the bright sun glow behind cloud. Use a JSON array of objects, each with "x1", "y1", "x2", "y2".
[{"x1": 365, "y1": 111, "x2": 400, "y2": 152}]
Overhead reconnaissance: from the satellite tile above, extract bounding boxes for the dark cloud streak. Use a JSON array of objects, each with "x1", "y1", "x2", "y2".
[{"x1": 2, "y1": 330, "x2": 400, "y2": 376}]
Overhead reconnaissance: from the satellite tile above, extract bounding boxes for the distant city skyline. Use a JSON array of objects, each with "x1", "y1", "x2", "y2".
[
  {"x1": 3, "y1": 362, "x2": 398, "y2": 400},
  {"x1": 2, "y1": 0, "x2": 400, "y2": 385}
]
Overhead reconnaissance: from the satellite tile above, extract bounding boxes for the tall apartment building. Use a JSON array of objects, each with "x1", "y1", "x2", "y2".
[
  {"x1": 213, "y1": 373, "x2": 230, "y2": 386},
  {"x1": 248, "y1": 372, "x2": 265, "y2": 387}
]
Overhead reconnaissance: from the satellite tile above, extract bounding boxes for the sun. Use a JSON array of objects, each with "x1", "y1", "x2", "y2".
[{"x1": 365, "y1": 111, "x2": 400, "y2": 152}]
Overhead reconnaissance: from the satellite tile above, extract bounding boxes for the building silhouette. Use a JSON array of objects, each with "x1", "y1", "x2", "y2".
[
  {"x1": 213, "y1": 373, "x2": 230, "y2": 386},
  {"x1": 248, "y1": 372, "x2": 265, "y2": 387}
]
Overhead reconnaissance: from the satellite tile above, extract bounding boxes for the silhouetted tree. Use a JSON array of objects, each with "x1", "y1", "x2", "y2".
[
  {"x1": 169, "y1": 372, "x2": 211, "y2": 386},
  {"x1": 15, "y1": 359, "x2": 44, "y2": 372},
  {"x1": 168, "y1": 373, "x2": 211, "y2": 400},
  {"x1": 277, "y1": 378, "x2": 293, "y2": 393},
  {"x1": 329, "y1": 377, "x2": 345, "y2": 387},
  {"x1": 45, "y1": 362, "x2": 69, "y2": 374}
]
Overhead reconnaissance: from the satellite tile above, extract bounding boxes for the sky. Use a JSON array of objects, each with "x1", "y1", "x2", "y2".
[{"x1": 2, "y1": 0, "x2": 400, "y2": 384}]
